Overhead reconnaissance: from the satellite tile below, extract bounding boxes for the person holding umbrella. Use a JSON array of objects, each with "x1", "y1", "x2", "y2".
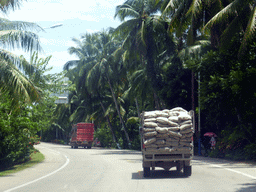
[
  {"x1": 203, "y1": 132, "x2": 217, "y2": 155},
  {"x1": 210, "y1": 136, "x2": 216, "y2": 149}
]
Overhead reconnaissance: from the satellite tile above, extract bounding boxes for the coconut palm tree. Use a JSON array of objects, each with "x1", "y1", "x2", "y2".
[
  {"x1": 203, "y1": 0, "x2": 256, "y2": 57},
  {"x1": 64, "y1": 30, "x2": 123, "y2": 145},
  {"x1": 0, "y1": 0, "x2": 43, "y2": 105},
  {"x1": 114, "y1": 0, "x2": 176, "y2": 109},
  {"x1": 167, "y1": 0, "x2": 256, "y2": 57},
  {"x1": 0, "y1": 18, "x2": 43, "y2": 105},
  {"x1": 85, "y1": 30, "x2": 131, "y2": 146}
]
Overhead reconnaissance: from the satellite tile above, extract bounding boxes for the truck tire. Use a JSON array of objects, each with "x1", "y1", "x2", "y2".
[
  {"x1": 143, "y1": 167, "x2": 150, "y2": 177},
  {"x1": 184, "y1": 166, "x2": 192, "y2": 177},
  {"x1": 176, "y1": 163, "x2": 181, "y2": 173}
]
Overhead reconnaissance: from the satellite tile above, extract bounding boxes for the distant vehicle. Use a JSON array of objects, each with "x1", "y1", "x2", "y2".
[{"x1": 70, "y1": 123, "x2": 94, "y2": 149}]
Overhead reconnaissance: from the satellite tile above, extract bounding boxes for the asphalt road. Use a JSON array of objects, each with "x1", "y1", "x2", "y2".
[{"x1": 1, "y1": 142, "x2": 256, "y2": 192}]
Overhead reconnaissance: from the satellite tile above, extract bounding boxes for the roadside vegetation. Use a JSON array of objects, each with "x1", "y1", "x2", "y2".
[
  {"x1": 0, "y1": 147, "x2": 44, "y2": 177},
  {"x1": 1, "y1": 0, "x2": 256, "y2": 172}
]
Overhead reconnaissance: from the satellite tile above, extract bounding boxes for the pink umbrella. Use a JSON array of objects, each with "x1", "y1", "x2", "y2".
[{"x1": 204, "y1": 132, "x2": 217, "y2": 137}]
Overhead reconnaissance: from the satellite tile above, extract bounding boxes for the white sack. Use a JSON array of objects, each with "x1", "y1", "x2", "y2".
[
  {"x1": 156, "y1": 133, "x2": 169, "y2": 138},
  {"x1": 168, "y1": 111, "x2": 180, "y2": 117},
  {"x1": 144, "y1": 118, "x2": 157, "y2": 122},
  {"x1": 156, "y1": 117, "x2": 169, "y2": 124},
  {"x1": 155, "y1": 127, "x2": 168, "y2": 134},
  {"x1": 166, "y1": 137, "x2": 179, "y2": 142},
  {"x1": 144, "y1": 137, "x2": 156, "y2": 145},
  {"x1": 180, "y1": 124, "x2": 192, "y2": 131},
  {"x1": 169, "y1": 131, "x2": 182, "y2": 138},
  {"x1": 167, "y1": 120, "x2": 179, "y2": 127},
  {"x1": 170, "y1": 107, "x2": 187, "y2": 112},
  {"x1": 155, "y1": 139, "x2": 165, "y2": 145},
  {"x1": 144, "y1": 111, "x2": 157, "y2": 118},
  {"x1": 178, "y1": 112, "x2": 191, "y2": 121},
  {"x1": 143, "y1": 128, "x2": 156, "y2": 132},
  {"x1": 168, "y1": 127, "x2": 180, "y2": 132},
  {"x1": 180, "y1": 128, "x2": 193, "y2": 134},
  {"x1": 166, "y1": 141, "x2": 179, "y2": 147},
  {"x1": 144, "y1": 122, "x2": 158, "y2": 128},
  {"x1": 168, "y1": 116, "x2": 179, "y2": 122},
  {"x1": 144, "y1": 131, "x2": 157, "y2": 137}
]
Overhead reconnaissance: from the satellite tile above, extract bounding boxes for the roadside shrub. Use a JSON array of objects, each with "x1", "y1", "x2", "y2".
[
  {"x1": 94, "y1": 126, "x2": 113, "y2": 148},
  {"x1": 244, "y1": 143, "x2": 256, "y2": 161}
]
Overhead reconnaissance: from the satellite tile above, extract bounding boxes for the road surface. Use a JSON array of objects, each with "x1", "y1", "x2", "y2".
[{"x1": 1, "y1": 142, "x2": 256, "y2": 192}]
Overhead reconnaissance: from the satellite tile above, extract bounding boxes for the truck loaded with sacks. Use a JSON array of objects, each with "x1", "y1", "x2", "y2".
[{"x1": 140, "y1": 107, "x2": 194, "y2": 177}]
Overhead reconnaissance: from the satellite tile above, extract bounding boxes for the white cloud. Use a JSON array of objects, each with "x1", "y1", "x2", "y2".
[
  {"x1": 3, "y1": 0, "x2": 126, "y2": 74},
  {"x1": 40, "y1": 38, "x2": 76, "y2": 47},
  {"x1": 86, "y1": 29, "x2": 100, "y2": 33},
  {"x1": 5, "y1": 0, "x2": 123, "y2": 22},
  {"x1": 79, "y1": 15, "x2": 100, "y2": 22}
]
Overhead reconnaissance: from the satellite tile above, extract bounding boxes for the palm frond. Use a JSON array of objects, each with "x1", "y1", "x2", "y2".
[
  {"x1": 161, "y1": 0, "x2": 180, "y2": 16},
  {"x1": 115, "y1": 3, "x2": 140, "y2": 21},
  {"x1": 0, "y1": 58, "x2": 40, "y2": 104},
  {"x1": 0, "y1": 30, "x2": 42, "y2": 53},
  {"x1": 0, "y1": 18, "x2": 44, "y2": 32},
  {"x1": 0, "y1": 0, "x2": 24, "y2": 13},
  {"x1": 138, "y1": 20, "x2": 146, "y2": 46},
  {"x1": 238, "y1": 3, "x2": 256, "y2": 58},
  {"x1": 219, "y1": 15, "x2": 241, "y2": 51},
  {"x1": 114, "y1": 18, "x2": 140, "y2": 37},
  {"x1": 204, "y1": 0, "x2": 242, "y2": 29},
  {"x1": 63, "y1": 60, "x2": 80, "y2": 71},
  {"x1": 186, "y1": 0, "x2": 202, "y2": 17}
]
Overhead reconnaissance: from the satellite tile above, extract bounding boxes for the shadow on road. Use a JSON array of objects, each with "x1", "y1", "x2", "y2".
[
  {"x1": 91, "y1": 150, "x2": 142, "y2": 156},
  {"x1": 132, "y1": 170, "x2": 189, "y2": 180},
  {"x1": 235, "y1": 182, "x2": 256, "y2": 192}
]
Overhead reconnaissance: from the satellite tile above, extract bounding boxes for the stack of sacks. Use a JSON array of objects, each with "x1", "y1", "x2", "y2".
[{"x1": 142, "y1": 107, "x2": 194, "y2": 153}]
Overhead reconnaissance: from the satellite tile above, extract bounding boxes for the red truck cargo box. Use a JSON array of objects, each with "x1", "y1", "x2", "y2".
[{"x1": 70, "y1": 123, "x2": 95, "y2": 149}]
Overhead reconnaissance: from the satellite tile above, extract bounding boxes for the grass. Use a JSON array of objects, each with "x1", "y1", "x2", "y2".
[{"x1": 0, "y1": 150, "x2": 45, "y2": 177}]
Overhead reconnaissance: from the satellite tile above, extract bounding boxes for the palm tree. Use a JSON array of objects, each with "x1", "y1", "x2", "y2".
[
  {"x1": 203, "y1": 0, "x2": 256, "y2": 57},
  {"x1": 114, "y1": 0, "x2": 176, "y2": 109},
  {"x1": 85, "y1": 30, "x2": 132, "y2": 146},
  {"x1": 64, "y1": 30, "x2": 124, "y2": 146},
  {"x1": 0, "y1": 11, "x2": 43, "y2": 105},
  {"x1": 166, "y1": 0, "x2": 256, "y2": 57}
]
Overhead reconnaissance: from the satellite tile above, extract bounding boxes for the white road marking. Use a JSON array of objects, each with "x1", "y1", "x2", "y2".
[
  {"x1": 4, "y1": 149, "x2": 70, "y2": 192},
  {"x1": 193, "y1": 160, "x2": 256, "y2": 180}
]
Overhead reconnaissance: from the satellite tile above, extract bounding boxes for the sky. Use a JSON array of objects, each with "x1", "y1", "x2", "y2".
[{"x1": 3, "y1": 0, "x2": 125, "y2": 74}]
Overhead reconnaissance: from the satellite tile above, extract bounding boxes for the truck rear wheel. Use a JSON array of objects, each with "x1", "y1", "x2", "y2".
[
  {"x1": 143, "y1": 167, "x2": 150, "y2": 177},
  {"x1": 176, "y1": 163, "x2": 182, "y2": 172},
  {"x1": 184, "y1": 166, "x2": 192, "y2": 177}
]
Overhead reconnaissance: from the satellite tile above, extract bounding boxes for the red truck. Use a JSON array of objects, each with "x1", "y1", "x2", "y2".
[{"x1": 70, "y1": 123, "x2": 94, "y2": 149}]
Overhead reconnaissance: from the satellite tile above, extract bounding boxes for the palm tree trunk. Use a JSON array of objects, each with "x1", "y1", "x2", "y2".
[
  {"x1": 99, "y1": 100, "x2": 117, "y2": 143},
  {"x1": 153, "y1": 92, "x2": 161, "y2": 110},
  {"x1": 135, "y1": 98, "x2": 140, "y2": 118},
  {"x1": 105, "y1": 71, "x2": 130, "y2": 144}
]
